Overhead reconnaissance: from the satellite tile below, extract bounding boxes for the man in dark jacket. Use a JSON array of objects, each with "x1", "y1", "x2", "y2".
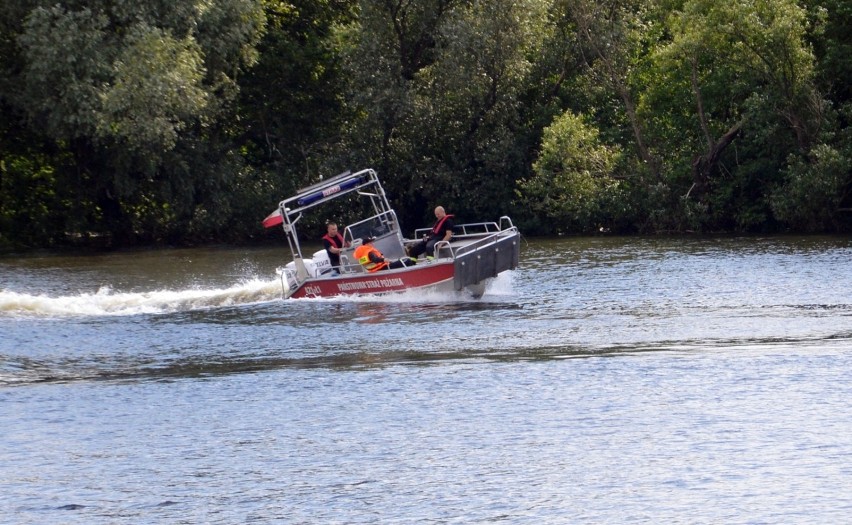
[
  {"x1": 408, "y1": 206, "x2": 454, "y2": 259},
  {"x1": 322, "y1": 222, "x2": 350, "y2": 272}
]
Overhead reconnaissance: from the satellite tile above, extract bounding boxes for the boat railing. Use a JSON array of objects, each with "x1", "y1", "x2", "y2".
[
  {"x1": 413, "y1": 217, "x2": 514, "y2": 240},
  {"x1": 338, "y1": 253, "x2": 367, "y2": 274},
  {"x1": 433, "y1": 219, "x2": 518, "y2": 260},
  {"x1": 433, "y1": 240, "x2": 453, "y2": 258},
  {"x1": 498, "y1": 216, "x2": 515, "y2": 231}
]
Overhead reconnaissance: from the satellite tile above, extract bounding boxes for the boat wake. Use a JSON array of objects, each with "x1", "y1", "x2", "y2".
[
  {"x1": 0, "y1": 279, "x2": 284, "y2": 317},
  {"x1": 0, "y1": 271, "x2": 515, "y2": 318}
]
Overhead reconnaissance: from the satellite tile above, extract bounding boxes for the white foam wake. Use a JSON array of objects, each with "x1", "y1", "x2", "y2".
[
  {"x1": 0, "y1": 271, "x2": 516, "y2": 316},
  {"x1": 0, "y1": 279, "x2": 284, "y2": 317}
]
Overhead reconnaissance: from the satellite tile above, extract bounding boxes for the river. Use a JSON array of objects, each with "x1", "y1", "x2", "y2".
[{"x1": 2, "y1": 235, "x2": 851, "y2": 524}]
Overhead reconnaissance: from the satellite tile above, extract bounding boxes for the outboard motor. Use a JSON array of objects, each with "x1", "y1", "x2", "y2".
[
  {"x1": 284, "y1": 258, "x2": 319, "y2": 278},
  {"x1": 312, "y1": 249, "x2": 333, "y2": 275}
]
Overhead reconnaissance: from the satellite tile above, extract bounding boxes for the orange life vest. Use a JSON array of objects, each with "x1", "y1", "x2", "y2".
[{"x1": 353, "y1": 244, "x2": 388, "y2": 272}]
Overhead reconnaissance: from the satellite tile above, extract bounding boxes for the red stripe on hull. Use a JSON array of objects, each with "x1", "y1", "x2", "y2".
[{"x1": 289, "y1": 262, "x2": 455, "y2": 298}]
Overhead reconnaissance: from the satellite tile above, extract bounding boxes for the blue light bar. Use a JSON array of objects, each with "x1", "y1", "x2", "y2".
[{"x1": 296, "y1": 176, "x2": 363, "y2": 206}]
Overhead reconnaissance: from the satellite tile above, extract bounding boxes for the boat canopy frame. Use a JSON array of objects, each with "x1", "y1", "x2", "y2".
[{"x1": 275, "y1": 168, "x2": 398, "y2": 263}]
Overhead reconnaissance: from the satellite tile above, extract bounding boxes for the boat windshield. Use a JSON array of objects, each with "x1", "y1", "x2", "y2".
[{"x1": 343, "y1": 211, "x2": 397, "y2": 242}]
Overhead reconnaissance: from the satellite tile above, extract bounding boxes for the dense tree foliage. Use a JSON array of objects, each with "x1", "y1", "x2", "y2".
[
  {"x1": 2, "y1": 0, "x2": 266, "y2": 247},
  {"x1": 1, "y1": 0, "x2": 849, "y2": 249}
]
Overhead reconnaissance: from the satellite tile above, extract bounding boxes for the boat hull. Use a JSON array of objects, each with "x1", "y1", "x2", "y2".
[{"x1": 288, "y1": 261, "x2": 456, "y2": 298}]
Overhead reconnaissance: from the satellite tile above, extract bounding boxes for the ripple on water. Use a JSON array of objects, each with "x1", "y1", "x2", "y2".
[{"x1": 2, "y1": 238, "x2": 852, "y2": 523}]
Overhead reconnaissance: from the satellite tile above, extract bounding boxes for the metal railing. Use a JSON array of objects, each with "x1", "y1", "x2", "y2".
[
  {"x1": 438, "y1": 229, "x2": 516, "y2": 259},
  {"x1": 413, "y1": 216, "x2": 514, "y2": 239}
]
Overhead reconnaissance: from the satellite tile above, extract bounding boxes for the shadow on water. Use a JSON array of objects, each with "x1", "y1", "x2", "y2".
[
  {"x1": 4, "y1": 331, "x2": 850, "y2": 387},
  {"x1": 154, "y1": 299, "x2": 525, "y2": 326},
  {"x1": 0, "y1": 346, "x2": 589, "y2": 387}
]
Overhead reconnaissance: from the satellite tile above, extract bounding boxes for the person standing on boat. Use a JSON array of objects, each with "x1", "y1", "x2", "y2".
[
  {"x1": 322, "y1": 222, "x2": 350, "y2": 273},
  {"x1": 408, "y1": 206, "x2": 454, "y2": 259},
  {"x1": 354, "y1": 237, "x2": 416, "y2": 272}
]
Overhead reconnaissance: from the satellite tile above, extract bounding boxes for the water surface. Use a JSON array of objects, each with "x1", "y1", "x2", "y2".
[{"x1": 2, "y1": 236, "x2": 851, "y2": 523}]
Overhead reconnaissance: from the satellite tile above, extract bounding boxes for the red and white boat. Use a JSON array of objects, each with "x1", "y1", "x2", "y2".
[{"x1": 263, "y1": 168, "x2": 520, "y2": 299}]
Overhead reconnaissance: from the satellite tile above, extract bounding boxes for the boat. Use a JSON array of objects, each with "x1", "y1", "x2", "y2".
[{"x1": 263, "y1": 168, "x2": 520, "y2": 299}]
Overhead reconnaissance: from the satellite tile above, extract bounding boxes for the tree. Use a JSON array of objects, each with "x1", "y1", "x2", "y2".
[
  {"x1": 638, "y1": 0, "x2": 831, "y2": 231},
  {"x1": 236, "y1": 0, "x2": 356, "y2": 181},
  {"x1": 3, "y1": 0, "x2": 266, "y2": 246},
  {"x1": 670, "y1": 0, "x2": 824, "y2": 153},
  {"x1": 341, "y1": 0, "x2": 552, "y2": 228},
  {"x1": 518, "y1": 110, "x2": 623, "y2": 233},
  {"x1": 560, "y1": 0, "x2": 662, "y2": 180},
  {"x1": 810, "y1": 0, "x2": 852, "y2": 106},
  {"x1": 770, "y1": 143, "x2": 851, "y2": 231}
]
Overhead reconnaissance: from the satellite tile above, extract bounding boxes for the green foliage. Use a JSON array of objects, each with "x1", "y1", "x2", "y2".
[
  {"x1": 661, "y1": 0, "x2": 825, "y2": 155},
  {"x1": 1, "y1": 0, "x2": 851, "y2": 250},
  {"x1": 341, "y1": 0, "x2": 553, "y2": 228},
  {"x1": 0, "y1": 153, "x2": 60, "y2": 248},
  {"x1": 2, "y1": 0, "x2": 267, "y2": 247},
  {"x1": 771, "y1": 144, "x2": 852, "y2": 231},
  {"x1": 237, "y1": 0, "x2": 356, "y2": 178},
  {"x1": 625, "y1": 0, "x2": 836, "y2": 234},
  {"x1": 517, "y1": 110, "x2": 623, "y2": 234},
  {"x1": 810, "y1": 0, "x2": 852, "y2": 104},
  {"x1": 16, "y1": 5, "x2": 112, "y2": 141},
  {"x1": 99, "y1": 25, "x2": 210, "y2": 154}
]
